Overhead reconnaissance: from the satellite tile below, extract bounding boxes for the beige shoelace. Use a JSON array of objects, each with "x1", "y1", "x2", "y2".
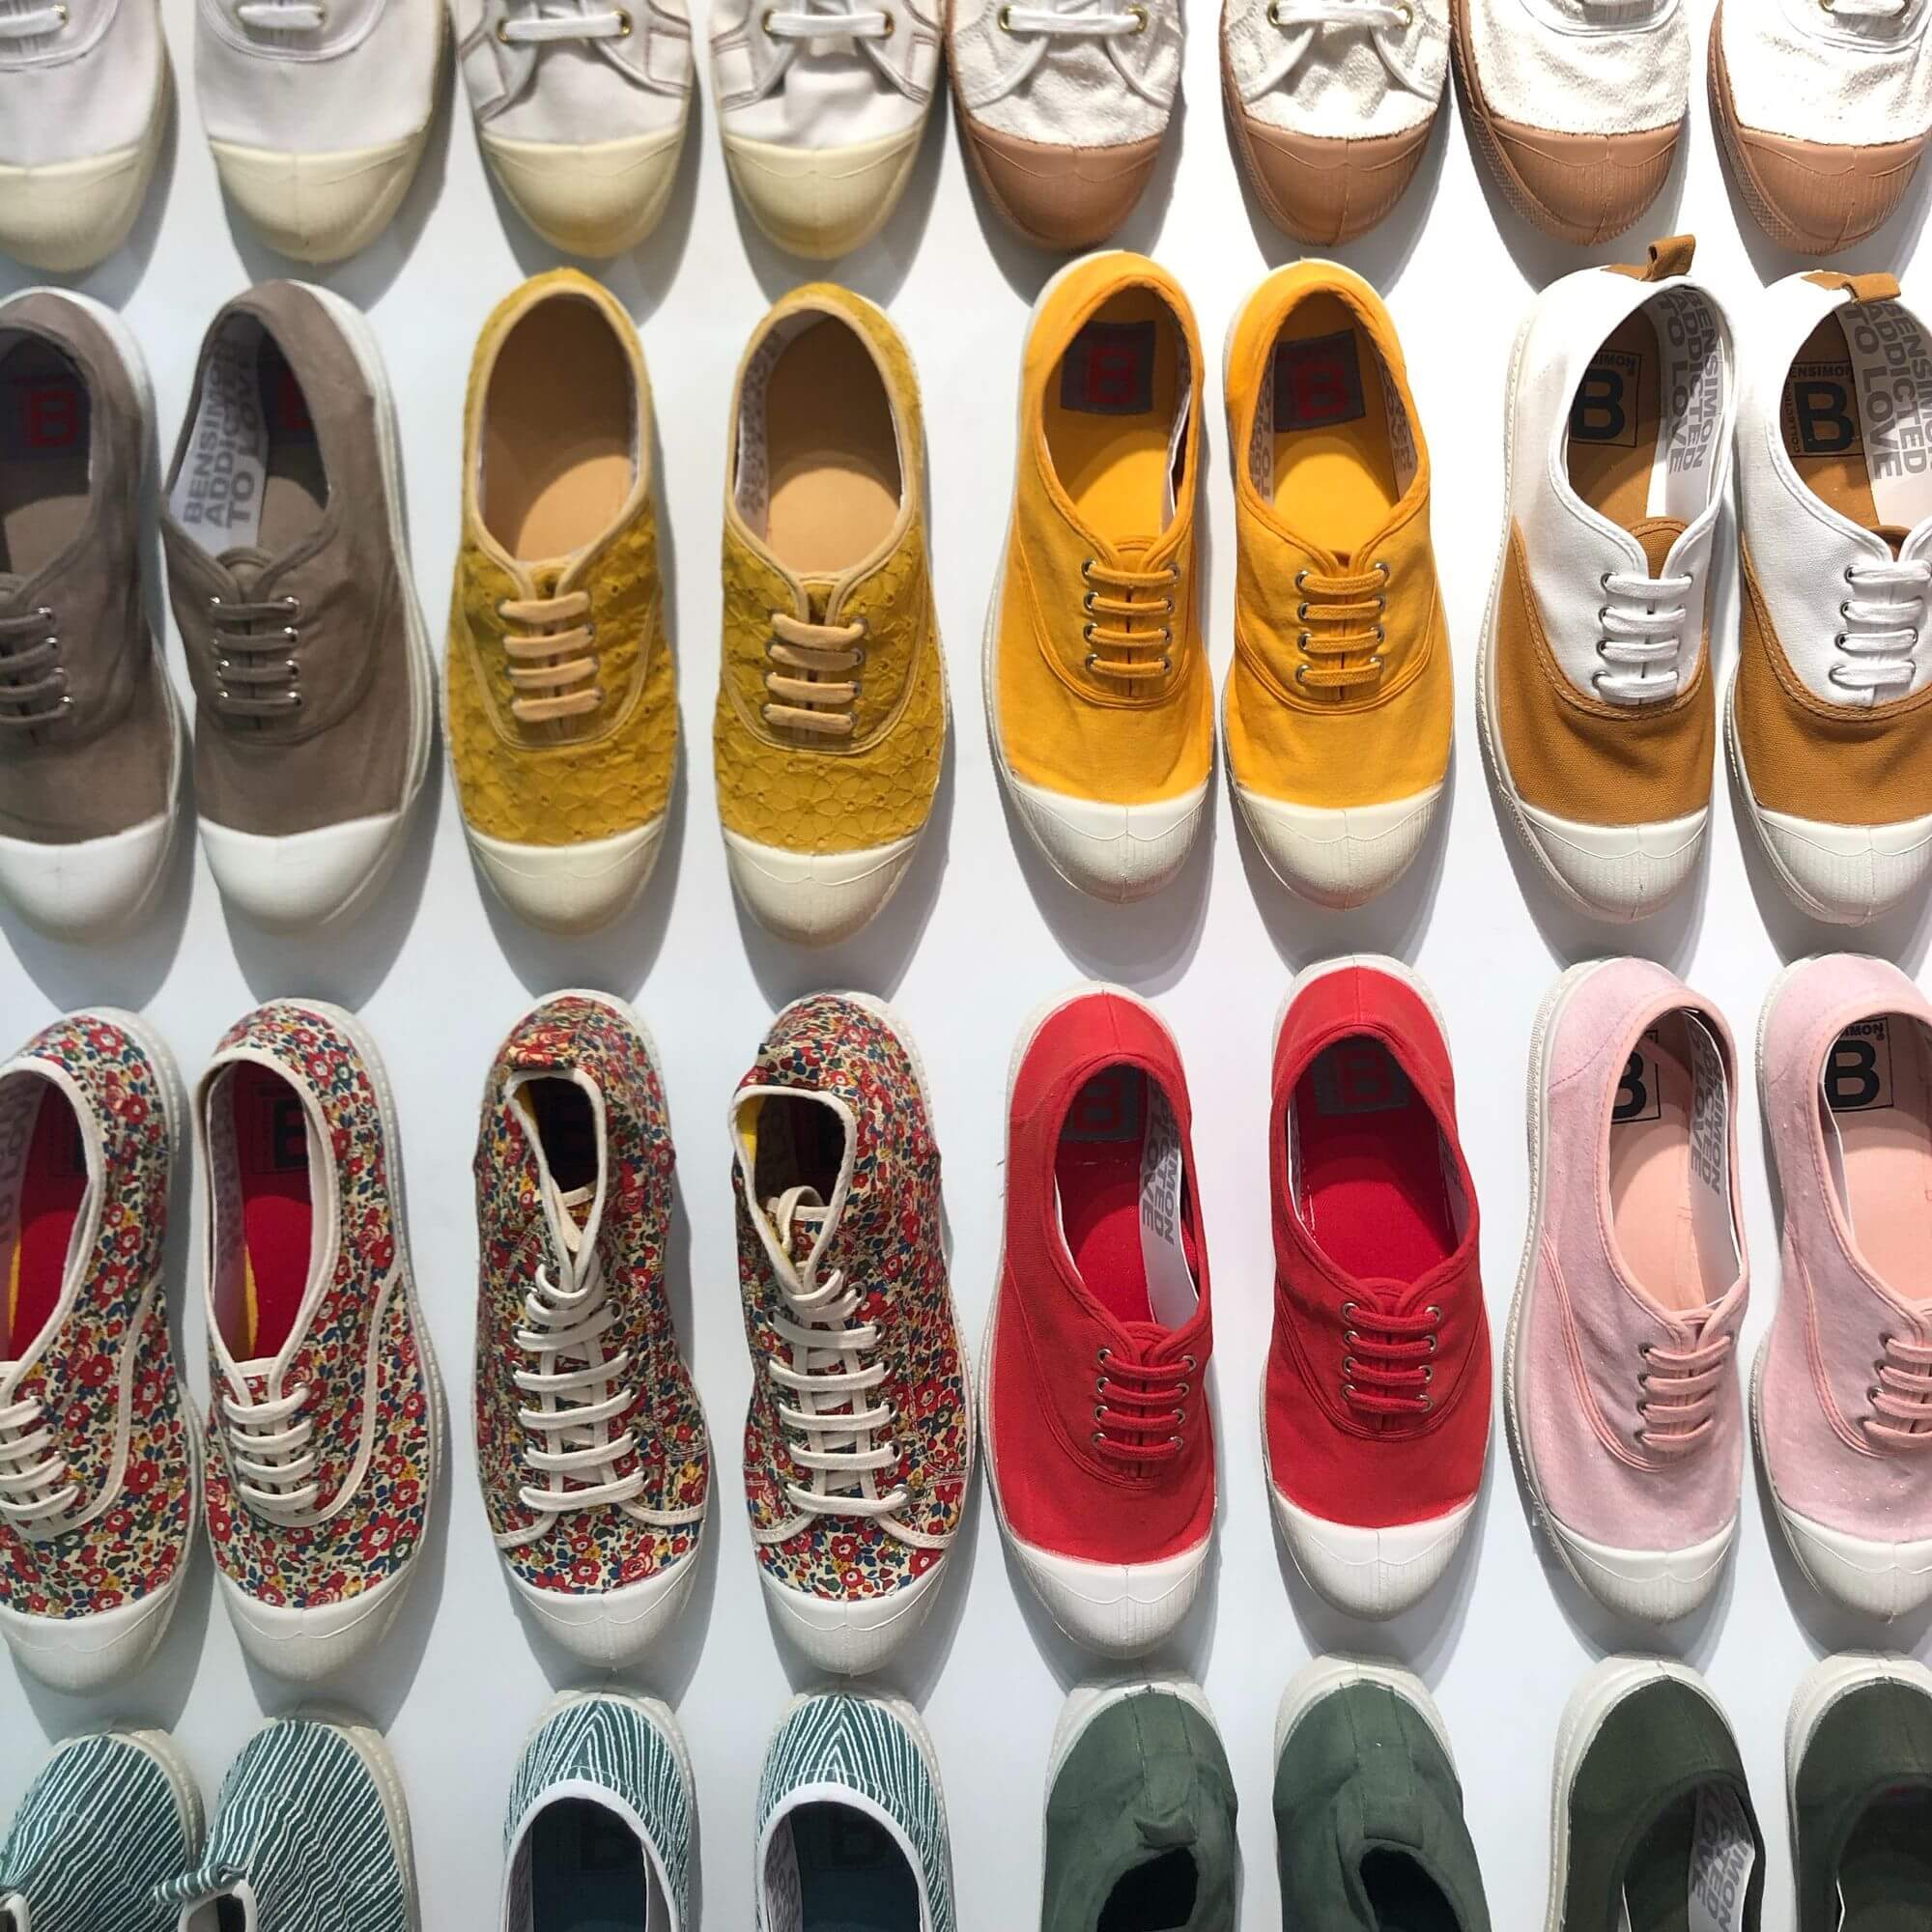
[
  {"x1": 1082, "y1": 559, "x2": 1177, "y2": 681},
  {"x1": 498, "y1": 590, "x2": 602, "y2": 724},
  {"x1": 762, "y1": 611, "x2": 867, "y2": 736},
  {"x1": 1294, "y1": 562, "x2": 1388, "y2": 696}
]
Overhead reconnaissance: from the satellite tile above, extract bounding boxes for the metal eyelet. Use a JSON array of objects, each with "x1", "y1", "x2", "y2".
[
  {"x1": 1182, "y1": 1355, "x2": 1197, "y2": 1371},
  {"x1": 208, "y1": 594, "x2": 225, "y2": 612},
  {"x1": 287, "y1": 692, "x2": 303, "y2": 710},
  {"x1": 1341, "y1": 1382, "x2": 1356, "y2": 1402},
  {"x1": 1091, "y1": 1429, "x2": 1104, "y2": 1445},
  {"x1": 1294, "y1": 663, "x2": 1309, "y2": 684},
  {"x1": 1845, "y1": 564, "x2": 1858, "y2": 583},
  {"x1": 34, "y1": 606, "x2": 52, "y2": 623},
  {"x1": 1417, "y1": 1395, "x2": 1432, "y2": 1411},
  {"x1": 283, "y1": 658, "x2": 298, "y2": 675},
  {"x1": 1177, "y1": 1381, "x2": 1190, "y2": 1398},
  {"x1": 1127, "y1": 3, "x2": 1147, "y2": 24},
  {"x1": 849, "y1": 677, "x2": 862, "y2": 696},
  {"x1": 614, "y1": 4, "x2": 632, "y2": 27},
  {"x1": 1342, "y1": 1301, "x2": 1357, "y2": 1320},
  {"x1": 1083, "y1": 589, "x2": 1095, "y2": 611},
  {"x1": 1342, "y1": 1355, "x2": 1356, "y2": 1375},
  {"x1": 1375, "y1": 593, "x2": 1386, "y2": 611},
  {"x1": 879, "y1": 7, "x2": 894, "y2": 29},
  {"x1": 760, "y1": 4, "x2": 775, "y2": 25},
  {"x1": 1835, "y1": 633, "x2": 1848, "y2": 648},
  {"x1": 1373, "y1": 623, "x2": 1385, "y2": 643},
  {"x1": 1344, "y1": 1329, "x2": 1358, "y2": 1345},
  {"x1": 1097, "y1": 1347, "x2": 1112, "y2": 1365},
  {"x1": 1080, "y1": 556, "x2": 1094, "y2": 580},
  {"x1": 279, "y1": 625, "x2": 298, "y2": 642},
  {"x1": 1421, "y1": 1364, "x2": 1434, "y2": 1383},
  {"x1": 1160, "y1": 654, "x2": 1173, "y2": 673},
  {"x1": 1426, "y1": 1306, "x2": 1440, "y2": 1321},
  {"x1": 1367, "y1": 655, "x2": 1384, "y2": 670},
  {"x1": 1296, "y1": 600, "x2": 1309, "y2": 620},
  {"x1": 1095, "y1": 1375, "x2": 1108, "y2": 1395},
  {"x1": 1084, "y1": 652, "x2": 1098, "y2": 669},
  {"x1": 997, "y1": 0, "x2": 1013, "y2": 21},
  {"x1": 1297, "y1": 630, "x2": 1312, "y2": 649},
  {"x1": 1081, "y1": 620, "x2": 1095, "y2": 642},
  {"x1": 1374, "y1": 559, "x2": 1389, "y2": 579},
  {"x1": 1094, "y1": 1405, "x2": 1106, "y2": 1423},
  {"x1": 1294, "y1": 569, "x2": 1308, "y2": 589},
  {"x1": 1425, "y1": 1334, "x2": 1437, "y2": 1352},
  {"x1": 1869, "y1": 1385, "x2": 1882, "y2": 1403}
]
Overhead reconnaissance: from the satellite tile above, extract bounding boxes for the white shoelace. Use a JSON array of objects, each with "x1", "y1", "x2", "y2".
[
  {"x1": 234, "y1": 0, "x2": 327, "y2": 27},
  {"x1": 764, "y1": 0, "x2": 893, "y2": 37},
  {"x1": 763, "y1": 1184, "x2": 906, "y2": 1520},
  {"x1": 998, "y1": 0, "x2": 1145, "y2": 36},
  {"x1": 1822, "y1": 0, "x2": 1907, "y2": 18},
  {"x1": 1253, "y1": 0, "x2": 1422, "y2": 99},
  {"x1": 1833, "y1": 558, "x2": 1929, "y2": 693},
  {"x1": 221, "y1": 1382, "x2": 318, "y2": 1520},
  {"x1": 1592, "y1": 567, "x2": 1694, "y2": 704},
  {"x1": 0, "y1": 1392, "x2": 74, "y2": 1528},
  {"x1": 496, "y1": 1, "x2": 632, "y2": 41},
  {"x1": 0, "y1": 4, "x2": 68, "y2": 40}
]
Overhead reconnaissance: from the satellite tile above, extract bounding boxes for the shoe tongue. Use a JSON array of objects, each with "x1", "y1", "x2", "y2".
[
  {"x1": 1629, "y1": 517, "x2": 1688, "y2": 578},
  {"x1": 1880, "y1": 523, "x2": 1913, "y2": 559},
  {"x1": 215, "y1": 544, "x2": 276, "y2": 592},
  {"x1": 800, "y1": 578, "x2": 838, "y2": 621},
  {"x1": 763, "y1": 1183, "x2": 830, "y2": 1266}
]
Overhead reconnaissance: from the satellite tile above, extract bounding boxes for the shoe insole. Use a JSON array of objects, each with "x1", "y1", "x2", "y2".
[
  {"x1": 483, "y1": 297, "x2": 634, "y2": 565},
  {"x1": 743, "y1": 1090, "x2": 847, "y2": 1208},
  {"x1": 1266, "y1": 293, "x2": 1398, "y2": 554},
  {"x1": 763, "y1": 317, "x2": 900, "y2": 577},
  {"x1": 522, "y1": 1076, "x2": 598, "y2": 1195},
  {"x1": 1568, "y1": 310, "x2": 1663, "y2": 535},
  {"x1": 787, "y1": 1804, "x2": 919, "y2": 1932},
  {"x1": 1361, "y1": 1849, "x2": 1459, "y2": 1932},
  {"x1": 1838, "y1": 1790, "x2": 1932, "y2": 1932},
  {"x1": 1623, "y1": 1793, "x2": 1697, "y2": 1932},
  {"x1": 1293, "y1": 1037, "x2": 1455, "y2": 1284},
  {"x1": 253, "y1": 334, "x2": 326, "y2": 560},
  {"x1": 0, "y1": 335, "x2": 89, "y2": 577},
  {"x1": 1097, "y1": 1849, "x2": 1197, "y2": 1932},
  {"x1": 529, "y1": 1798, "x2": 648, "y2": 1932},
  {"x1": 227, "y1": 1064, "x2": 312, "y2": 1362},
  {"x1": 1045, "y1": 288, "x2": 1183, "y2": 542},
  {"x1": 1822, "y1": 1011, "x2": 1932, "y2": 1293},
  {"x1": 1, "y1": 1086, "x2": 85, "y2": 1361}
]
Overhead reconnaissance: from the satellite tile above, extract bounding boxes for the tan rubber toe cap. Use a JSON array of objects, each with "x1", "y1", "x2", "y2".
[
  {"x1": 961, "y1": 119, "x2": 1161, "y2": 249},
  {"x1": 1484, "y1": 114, "x2": 1679, "y2": 244},
  {"x1": 1233, "y1": 114, "x2": 1433, "y2": 245},
  {"x1": 1725, "y1": 122, "x2": 1923, "y2": 255}
]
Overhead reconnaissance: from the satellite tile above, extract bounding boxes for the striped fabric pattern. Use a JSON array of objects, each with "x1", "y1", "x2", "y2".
[
  {"x1": 755, "y1": 1694, "x2": 952, "y2": 1932},
  {"x1": 503, "y1": 1693, "x2": 693, "y2": 1930},
  {"x1": 0, "y1": 1732, "x2": 196, "y2": 1932},
  {"x1": 159, "y1": 1719, "x2": 412, "y2": 1932}
]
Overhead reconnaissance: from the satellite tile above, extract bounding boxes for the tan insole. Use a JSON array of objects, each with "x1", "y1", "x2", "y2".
[
  {"x1": 0, "y1": 338, "x2": 89, "y2": 577},
  {"x1": 763, "y1": 319, "x2": 899, "y2": 578},
  {"x1": 1826, "y1": 1012, "x2": 1932, "y2": 1291},
  {"x1": 1782, "y1": 314, "x2": 1883, "y2": 534},
  {"x1": 1608, "y1": 1015, "x2": 1714, "y2": 1314},
  {"x1": 1568, "y1": 311, "x2": 1662, "y2": 534},
  {"x1": 482, "y1": 298, "x2": 634, "y2": 564},
  {"x1": 253, "y1": 337, "x2": 327, "y2": 559},
  {"x1": 1044, "y1": 288, "x2": 1181, "y2": 541},
  {"x1": 1269, "y1": 293, "x2": 1397, "y2": 555}
]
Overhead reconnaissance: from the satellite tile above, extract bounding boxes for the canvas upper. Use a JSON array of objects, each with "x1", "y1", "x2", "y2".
[
  {"x1": 197, "y1": 1000, "x2": 440, "y2": 1681},
  {"x1": 472, "y1": 993, "x2": 709, "y2": 1663},
  {"x1": 714, "y1": 285, "x2": 944, "y2": 947},
  {"x1": 1224, "y1": 263, "x2": 1450, "y2": 906},
  {"x1": 0, "y1": 1010, "x2": 194, "y2": 1691},
  {"x1": 730, "y1": 994, "x2": 969, "y2": 1674},
  {"x1": 1513, "y1": 958, "x2": 1747, "y2": 1623},
  {"x1": 1757, "y1": 954, "x2": 1932, "y2": 1618}
]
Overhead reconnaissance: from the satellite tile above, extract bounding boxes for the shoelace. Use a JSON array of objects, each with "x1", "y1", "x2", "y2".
[
  {"x1": 235, "y1": 0, "x2": 327, "y2": 26},
  {"x1": 208, "y1": 591, "x2": 302, "y2": 721},
  {"x1": 1820, "y1": 0, "x2": 1907, "y2": 18},
  {"x1": 1256, "y1": 0, "x2": 1420, "y2": 95},
  {"x1": 0, "y1": 1, "x2": 69, "y2": 37},
  {"x1": 1833, "y1": 558, "x2": 1929, "y2": 693},
  {"x1": 1294, "y1": 561, "x2": 1388, "y2": 696},
  {"x1": 997, "y1": 0, "x2": 1149, "y2": 38},
  {"x1": 1341, "y1": 1299, "x2": 1439, "y2": 1416},
  {"x1": 763, "y1": 1184, "x2": 907, "y2": 1519},
  {"x1": 496, "y1": 0, "x2": 633, "y2": 41},
  {"x1": 1866, "y1": 1330, "x2": 1932, "y2": 1448},
  {"x1": 762, "y1": 611, "x2": 867, "y2": 735},
  {"x1": 764, "y1": 0, "x2": 895, "y2": 39},
  {"x1": 1634, "y1": 1328, "x2": 1732, "y2": 1455},
  {"x1": 1082, "y1": 558, "x2": 1178, "y2": 681},
  {"x1": 220, "y1": 1382, "x2": 318, "y2": 1519},
  {"x1": 0, "y1": 1393, "x2": 75, "y2": 1528},
  {"x1": 1091, "y1": 1345, "x2": 1193, "y2": 1463},
  {"x1": 497, "y1": 590, "x2": 602, "y2": 724},
  {"x1": 0, "y1": 607, "x2": 67, "y2": 725},
  {"x1": 1592, "y1": 567, "x2": 1693, "y2": 705}
]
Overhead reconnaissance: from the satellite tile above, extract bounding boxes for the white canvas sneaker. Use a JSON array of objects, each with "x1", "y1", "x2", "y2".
[
  {"x1": 196, "y1": 0, "x2": 444, "y2": 264},
  {"x1": 708, "y1": 0, "x2": 939, "y2": 259},
  {"x1": 1449, "y1": 0, "x2": 1687, "y2": 243},
  {"x1": 0, "y1": 0, "x2": 169, "y2": 271},
  {"x1": 1711, "y1": 0, "x2": 1932, "y2": 257},
  {"x1": 456, "y1": 0, "x2": 694, "y2": 256},
  {"x1": 949, "y1": 0, "x2": 1179, "y2": 249},
  {"x1": 1730, "y1": 270, "x2": 1932, "y2": 927},
  {"x1": 1479, "y1": 237, "x2": 1736, "y2": 923},
  {"x1": 1221, "y1": 0, "x2": 1448, "y2": 245}
]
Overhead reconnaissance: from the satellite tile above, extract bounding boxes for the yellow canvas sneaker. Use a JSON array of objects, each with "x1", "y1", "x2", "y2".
[
  {"x1": 1223, "y1": 261, "x2": 1450, "y2": 907},
  {"x1": 446, "y1": 270, "x2": 676, "y2": 935},
  {"x1": 714, "y1": 284, "x2": 945, "y2": 947},
  {"x1": 986, "y1": 252, "x2": 1211, "y2": 902}
]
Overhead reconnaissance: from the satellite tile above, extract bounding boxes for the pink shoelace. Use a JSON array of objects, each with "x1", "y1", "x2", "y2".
[
  {"x1": 1866, "y1": 1330, "x2": 1932, "y2": 1450},
  {"x1": 1635, "y1": 1327, "x2": 1733, "y2": 1455}
]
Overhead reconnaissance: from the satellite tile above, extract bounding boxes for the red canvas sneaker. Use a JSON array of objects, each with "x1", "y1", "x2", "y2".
[
  {"x1": 984, "y1": 984, "x2": 1214, "y2": 1655},
  {"x1": 1264, "y1": 955, "x2": 1489, "y2": 1619}
]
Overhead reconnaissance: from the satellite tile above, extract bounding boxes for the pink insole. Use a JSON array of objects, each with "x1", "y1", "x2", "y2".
[
  {"x1": 1608, "y1": 1017, "x2": 1710, "y2": 1313},
  {"x1": 4, "y1": 1090, "x2": 85, "y2": 1359}
]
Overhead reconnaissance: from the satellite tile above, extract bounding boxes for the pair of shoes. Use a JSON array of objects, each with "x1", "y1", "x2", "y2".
[
  {"x1": 0, "y1": 282, "x2": 434, "y2": 938},
  {"x1": 1484, "y1": 239, "x2": 1932, "y2": 928},
  {"x1": 445, "y1": 272, "x2": 945, "y2": 946},
  {"x1": 1, "y1": 1714, "x2": 417, "y2": 1932},
  {"x1": 988, "y1": 249, "x2": 1454, "y2": 911},
  {"x1": 983, "y1": 963, "x2": 1490, "y2": 1651},
  {"x1": 0, "y1": 1000, "x2": 441, "y2": 1690}
]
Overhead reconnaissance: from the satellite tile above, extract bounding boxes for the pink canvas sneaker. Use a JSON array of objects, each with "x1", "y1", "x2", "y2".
[
  {"x1": 1508, "y1": 957, "x2": 1747, "y2": 1622},
  {"x1": 1757, "y1": 953, "x2": 1932, "y2": 1619}
]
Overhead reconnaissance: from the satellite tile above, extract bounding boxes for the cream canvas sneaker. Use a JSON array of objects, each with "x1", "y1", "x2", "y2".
[
  {"x1": 1731, "y1": 270, "x2": 1932, "y2": 927},
  {"x1": 456, "y1": 0, "x2": 693, "y2": 256}
]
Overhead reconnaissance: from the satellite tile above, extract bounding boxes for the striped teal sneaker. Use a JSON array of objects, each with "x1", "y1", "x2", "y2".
[
  {"x1": 754, "y1": 1692, "x2": 953, "y2": 1932},
  {"x1": 0, "y1": 1728, "x2": 201, "y2": 1932},
  {"x1": 162, "y1": 1715, "x2": 417, "y2": 1931},
  {"x1": 501, "y1": 1690, "x2": 695, "y2": 1932}
]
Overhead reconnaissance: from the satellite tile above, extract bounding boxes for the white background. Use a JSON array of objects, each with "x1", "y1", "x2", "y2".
[{"x1": 2, "y1": 0, "x2": 1929, "y2": 1924}]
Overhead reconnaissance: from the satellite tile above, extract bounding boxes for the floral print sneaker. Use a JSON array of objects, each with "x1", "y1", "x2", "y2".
[
  {"x1": 730, "y1": 993, "x2": 971, "y2": 1675},
  {"x1": 473, "y1": 991, "x2": 710, "y2": 1667},
  {"x1": 0, "y1": 1009, "x2": 195, "y2": 1692},
  {"x1": 196, "y1": 1000, "x2": 442, "y2": 1682}
]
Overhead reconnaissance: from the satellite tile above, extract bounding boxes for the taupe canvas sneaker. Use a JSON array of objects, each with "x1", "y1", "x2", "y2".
[
  {"x1": 161, "y1": 281, "x2": 433, "y2": 932},
  {"x1": 0, "y1": 287, "x2": 183, "y2": 940}
]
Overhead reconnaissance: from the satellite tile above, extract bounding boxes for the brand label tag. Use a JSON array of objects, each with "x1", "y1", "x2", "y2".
[
  {"x1": 1272, "y1": 330, "x2": 1366, "y2": 432},
  {"x1": 1570, "y1": 350, "x2": 1642, "y2": 448},
  {"x1": 1059, "y1": 320, "x2": 1157, "y2": 416},
  {"x1": 1612, "y1": 1030, "x2": 1663, "y2": 1125},
  {"x1": 1826, "y1": 1017, "x2": 1894, "y2": 1112},
  {"x1": 1783, "y1": 357, "x2": 1864, "y2": 458}
]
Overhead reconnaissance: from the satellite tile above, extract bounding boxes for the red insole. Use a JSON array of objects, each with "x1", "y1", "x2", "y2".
[
  {"x1": 1056, "y1": 1067, "x2": 1156, "y2": 1327},
  {"x1": 5, "y1": 1090, "x2": 86, "y2": 1359},
  {"x1": 229, "y1": 1065, "x2": 312, "y2": 1360},
  {"x1": 1293, "y1": 1038, "x2": 1455, "y2": 1284}
]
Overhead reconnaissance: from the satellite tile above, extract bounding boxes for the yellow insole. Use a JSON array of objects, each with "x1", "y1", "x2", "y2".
[
  {"x1": 1782, "y1": 315, "x2": 1883, "y2": 534},
  {"x1": 1268, "y1": 294, "x2": 1397, "y2": 555},
  {"x1": 1567, "y1": 311, "x2": 1662, "y2": 535},
  {"x1": 1044, "y1": 289, "x2": 1182, "y2": 540}
]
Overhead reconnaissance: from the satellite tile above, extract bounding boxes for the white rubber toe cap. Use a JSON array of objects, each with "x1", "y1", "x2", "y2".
[
  {"x1": 0, "y1": 1572, "x2": 182, "y2": 1691},
  {"x1": 1776, "y1": 1506, "x2": 1932, "y2": 1621},
  {"x1": 0, "y1": 139, "x2": 157, "y2": 272},
  {"x1": 220, "y1": 1565, "x2": 412, "y2": 1682},
  {"x1": 1237, "y1": 782, "x2": 1440, "y2": 909},
  {"x1": 481, "y1": 124, "x2": 686, "y2": 257},
  {"x1": 209, "y1": 130, "x2": 425, "y2": 264},
  {"x1": 724, "y1": 827, "x2": 918, "y2": 947},
  {"x1": 0, "y1": 811, "x2": 173, "y2": 941},
  {"x1": 1519, "y1": 801, "x2": 1705, "y2": 923},
  {"x1": 759, "y1": 1555, "x2": 946, "y2": 1675},
  {"x1": 510, "y1": 1548, "x2": 700, "y2": 1666},
  {"x1": 468, "y1": 816, "x2": 666, "y2": 936},
  {"x1": 1546, "y1": 1514, "x2": 1735, "y2": 1623},
  {"x1": 1270, "y1": 1489, "x2": 1474, "y2": 1621},
  {"x1": 1008, "y1": 773, "x2": 1209, "y2": 904},
  {"x1": 1009, "y1": 1531, "x2": 1208, "y2": 1656},
  {"x1": 1749, "y1": 804, "x2": 1932, "y2": 927},
  {"x1": 202, "y1": 810, "x2": 404, "y2": 932},
  {"x1": 721, "y1": 123, "x2": 923, "y2": 259}
]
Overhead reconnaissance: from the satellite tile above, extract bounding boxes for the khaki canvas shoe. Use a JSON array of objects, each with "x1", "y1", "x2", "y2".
[
  {"x1": 161, "y1": 281, "x2": 433, "y2": 932},
  {"x1": 447, "y1": 271, "x2": 677, "y2": 936},
  {"x1": 714, "y1": 284, "x2": 943, "y2": 947},
  {"x1": 0, "y1": 288, "x2": 183, "y2": 939}
]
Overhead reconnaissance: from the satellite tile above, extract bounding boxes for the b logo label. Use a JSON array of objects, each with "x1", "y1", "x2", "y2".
[
  {"x1": 1825, "y1": 1020, "x2": 1893, "y2": 1112},
  {"x1": 1612, "y1": 1036, "x2": 1662, "y2": 1124},
  {"x1": 1569, "y1": 352, "x2": 1640, "y2": 447}
]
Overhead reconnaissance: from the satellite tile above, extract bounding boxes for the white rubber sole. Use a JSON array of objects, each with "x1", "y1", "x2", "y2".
[
  {"x1": 1272, "y1": 1654, "x2": 1454, "y2": 1768},
  {"x1": 1235, "y1": 781, "x2": 1443, "y2": 910},
  {"x1": 724, "y1": 826, "x2": 921, "y2": 949},
  {"x1": 1785, "y1": 1650, "x2": 1932, "y2": 1838},
  {"x1": 720, "y1": 118, "x2": 926, "y2": 260},
  {"x1": 301, "y1": 1711, "x2": 422, "y2": 1932},
  {"x1": 481, "y1": 115, "x2": 689, "y2": 258},
  {"x1": 467, "y1": 815, "x2": 668, "y2": 937}
]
